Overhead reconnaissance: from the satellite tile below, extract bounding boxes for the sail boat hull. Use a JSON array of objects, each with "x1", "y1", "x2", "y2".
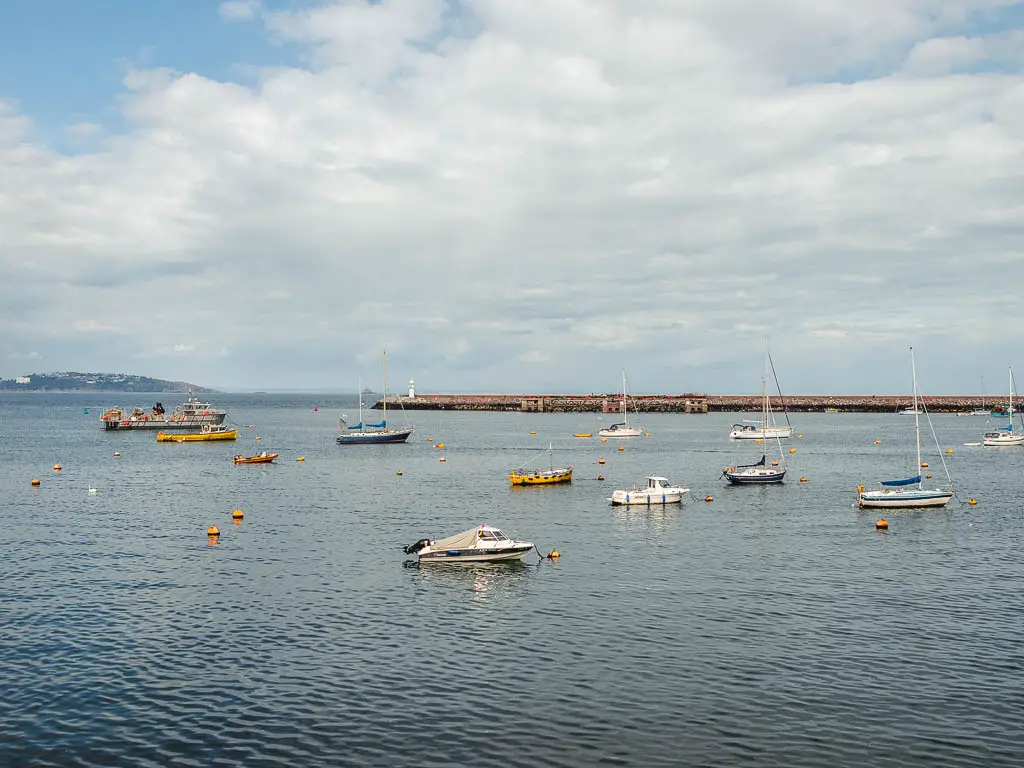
[
  {"x1": 337, "y1": 426, "x2": 413, "y2": 444},
  {"x1": 723, "y1": 467, "x2": 786, "y2": 484},
  {"x1": 598, "y1": 425, "x2": 643, "y2": 438},
  {"x1": 729, "y1": 425, "x2": 793, "y2": 439},
  {"x1": 857, "y1": 489, "x2": 954, "y2": 508}
]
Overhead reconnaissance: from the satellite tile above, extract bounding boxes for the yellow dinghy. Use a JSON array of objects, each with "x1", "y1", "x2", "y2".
[
  {"x1": 509, "y1": 443, "x2": 573, "y2": 486},
  {"x1": 157, "y1": 424, "x2": 237, "y2": 442}
]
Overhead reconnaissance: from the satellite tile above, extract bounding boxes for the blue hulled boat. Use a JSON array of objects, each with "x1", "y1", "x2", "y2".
[{"x1": 336, "y1": 351, "x2": 414, "y2": 446}]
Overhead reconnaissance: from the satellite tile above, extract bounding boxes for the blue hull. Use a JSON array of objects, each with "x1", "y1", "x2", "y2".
[{"x1": 336, "y1": 428, "x2": 413, "y2": 445}]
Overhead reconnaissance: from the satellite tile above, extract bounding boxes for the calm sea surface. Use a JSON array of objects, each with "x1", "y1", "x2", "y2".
[{"x1": 2, "y1": 393, "x2": 1022, "y2": 767}]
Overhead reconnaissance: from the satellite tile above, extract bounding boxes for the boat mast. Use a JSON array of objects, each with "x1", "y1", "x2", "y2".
[
  {"x1": 761, "y1": 339, "x2": 769, "y2": 461},
  {"x1": 358, "y1": 376, "x2": 363, "y2": 426},
  {"x1": 382, "y1": 349, "x2": 388, "y2": 426},
  {"x1": 911, "y1": 346, "x2": 922, "y2": 489},
  {"x1": 621, "y1": 369, "x2": 628, "y2": 426},
  {"x1": 1008, "y1": 366, "x2": 1013, "y2": 430}
]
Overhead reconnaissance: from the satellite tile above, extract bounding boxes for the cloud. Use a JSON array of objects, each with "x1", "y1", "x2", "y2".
[
  {"x1": 218, "y1": 1, "x2": 261, "y2": 22},
  {"x1": 1, "y1": 1, "x2": 1023, "y2": 392}
]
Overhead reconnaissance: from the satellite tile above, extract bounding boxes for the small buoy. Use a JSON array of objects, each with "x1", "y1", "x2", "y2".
[
  {"x1": 313, "y1": 406, "x2": 318, "y2": 411},
  {"x1": 704, "y1": 495, "x2": 713, "y2": 503},
  {"x1": 926, "y1": 473, "x2": 932, "y2": 479},
  {"x1": 946, "y1": 449, "x2": 953, "y2": 454},
  {"x1": 968, "y1": 498, "x2": 977, "y2": 506},
  {"x1": 232, "y1": 509, "x2": 243, "y2": 520},
  {"x1": 800, "y1": 477, "x2": 807, "y2": 483},
  {"x1": 297, "y1": 456, "x2": 305, "y2": 462},
  {"x1": 83, "y1": 407, "x2": 89, "y2": 414},
  {"x1": 88, "y1": 488, "x2": 97, "y2": 494},
  {"x1": 529, "y1": 431, "x2": 536, "y2": 435},
  {"x1": 53, "y1": 463, "x2": 62, "y2": 472},
  {"x1": 437, "y1": 443, "x2": 445, "y2": 449},
  {"x1": 601, "y1": 437, "x2": 607, "y2": 443},
  {"x1": 617, "y1": 445, "x2": 624, "y2": 452},
  {"x1": 876, "y1": 519, "x2": 888, "y2": 530},
  {"x1": 207, "y1": 526, "x2": 220, "y2": 536},
  {"x1": 247, "y1": 425, "x2": 254, "y2": 428},
  {"x1": 31, "y1": 478, "x2": 40, "y2": 487},
  {"x1": 396, "y1": 470, "x2": 403, "y2": 476},
  {"x1": 548, "y1": 550, "x2": 560, "y2": 559},
  {"x1": 874, "y1": 440, "x2": 881, "y2": 445},
  {"x1": 574, "y1": 433, "x2": 591, "y2": 438},
  {"x1": 789, "y1": 448, "x2": 796, "y2": 454},
  {"x1": 797, "y1": 434, "x2": 803, "y2": 438},
  {"x1": 771, "y1": 460, "x2": 778, "y2": 466},
  {"x1": 439, "y1": 456, "x2": 446, "y2": 462},
  {"x1": 921, "y1": 462, "x2": 928, "y2": 468},
  {"x1": 755, "y1": 439, "x2": 763, "y2": 444},
  {"x1": 426, "y1": 438, "x2": 432, "y2": 442},
  {"x1": 255, "y1": 436, "x2": 261, "y2": 441},
  {"x1": 598, "y1": 458, "x2": 605, "y2": 465},
  {"x1": 113, "y1": 451, "x2": 120, "y2": 457},
  {"x1": 644, "y1": 433, "x2": 650, "y2": 437},
  {"x1": 597, "y1": 475, "x2": 605, "y2": 481}
]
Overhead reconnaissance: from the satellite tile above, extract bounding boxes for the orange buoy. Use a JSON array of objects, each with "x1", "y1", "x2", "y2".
[
  {"x1": 113, "y1": 451, "x2": 121, "y2": 457},
  {"x1": 800, "y1": 477, "x2": 807, "y2": 483},
  {"x1": 644, "y1": 433, "x2": 650, "y2": 437},
  {"x1": 255, "y1": 436, "x2": 261, "y2": 441},
  {"x1": 596, "y1": 475, "x2": 605, "y2": 481},
  {"x1": 789, "y1": 448, "x2": 796, "y2": 454},
  {"x1": 297, "y1": 456, "x2": 305, "y2": 462},
  {"x1": 771, "y1": 460, "x2": 778, "y2": 466},
  {"x1": 529, "y1": 431, "x2": 536, "y2": 435},
  {"x1": 946, "y1": 449, "x2": 953, "y2": 454},
  {"x1": 232, "y1": 509, "x2": 243, "y2": 520},
  {"x1": 874, "y1": 440, "x2": 881, "y2": 445},
  {"x1": 426, "y1": 438, "x2": 432, "y2": 442},
  {"x1": 207, "y1": 525, "x2": 221, "y2": 536},
  {"x1": 968, "y1": 498, "x2": 977, "y2": 505},
  {"x1": 600, "y1": 437, "x2": 607, "y2": 443},
  {"x1": 31, "y1": 478, "x2": 40, "y2": 487},
  {"x1": 704, "y1": 495, "x2": 713, "y2": 502},
  {"x1": 439, "y1": 456, "x2": 446, "y2": 463},
  {"x1": 548, "y1": 550, "x2": 560, "y2": 559},
  {"x1": 598, "y1": 458, "x2": 605, "y2": 465},
  {"x1": 921, "y1": 462, "x2": 928, "y2": 468},
  {"x1": 925, "y1": 473, "x2": 931, "y2": 479},
  {"x1": 53, "y1": 463, "x2": 62, "y2": 472},
  {"x1": 876, "y1": 519, "x2": 888, "y2": 530},
  {"x1": 617, "y1": 445, "x2": 624, "y2": 452}
]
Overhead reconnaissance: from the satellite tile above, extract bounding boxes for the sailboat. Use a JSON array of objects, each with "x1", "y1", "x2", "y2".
[
  {"x1": 729, "y1": 348, "x2": 793, "y2": 439},
  {"x1": 336, "y1": 349, "x2": 414, "y2": 445},
  {"x1": 857, "y1": 347, "x2": 954, "y2": 508},
  {"x1": 598, "y1": 370, "x2": 643, "y2": 438},
  {"x1": 723, "y1": 341, "x2": 787, "y2": 484},
  {"x1": 508, "y1": 443, "x2": 573, "y2": 486},
  {"x1": 982, "y1": 367, "x2": 1024, "y2": 446}
]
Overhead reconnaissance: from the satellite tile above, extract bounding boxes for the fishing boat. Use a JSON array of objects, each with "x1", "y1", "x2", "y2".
[
  {"x1": 336, "y1": 351, "x2": 414, "y2": 445},
  {"x1": 598, "y1": 370, "x2": 643, "y2": 438},
  {"x1": 100, "y1": 389, "x2": 226, "y2": 431},
  {"x1": 403, "y1": 524, "x2": 534, "y2": 564},
  {"x1": 724, "y1": 341, "x2": 788, "y2": 484},
  {"x1": 610, "y1": 476, "x2": 689, "y2": 506},
  {"x1": 858, "y1": 347, "x2": 954, "y2": 509},
  {"x1": 509, "y1": 443, "x2": 573, "y2": 486},
  {"x1": 728, "y1": 350, "x2": 793, "y2": 439},
  {"x1": 156, "y1": 424, "x2": 237, "y2": 442},
  {"x1": 982, "y1": 367, "x2": 1024, "y2": 446},
  {"x1": 232, "y1": 451, "x2": 279, "y2": 464}
]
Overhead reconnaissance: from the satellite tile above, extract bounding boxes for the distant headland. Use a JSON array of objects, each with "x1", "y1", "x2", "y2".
[{"x1": 0, "y1": 372, "x2": 216, "y2": 393}]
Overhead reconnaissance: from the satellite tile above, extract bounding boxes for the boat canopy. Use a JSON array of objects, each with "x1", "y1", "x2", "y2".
[
  {"x1": 366, "y1": 420, "x2": 386, "y2": 428},
  {"x1": 347, "y1": 422, "x2": 363, "y2": 430},
  {"x1": 433, "y1": 527, "x2": 490, "y2": 550},
  {"x1": 880, "y1": 476, "x2": 921, "y2": 487}
]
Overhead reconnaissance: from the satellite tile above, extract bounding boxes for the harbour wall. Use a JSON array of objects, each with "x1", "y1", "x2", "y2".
[{"x1": 376, "y1": 394, "x2": 1014, "y2": 414}]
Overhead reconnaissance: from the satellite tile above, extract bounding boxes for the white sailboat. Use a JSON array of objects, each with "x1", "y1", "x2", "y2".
[
  {"x1": 723, "y1": 341, "x2": 787, "y2": 484},
  {"x1": 858, "y1": 347, "x2": 954, "y2": 508},
  {"x1": 982, "y1": 367, "x2": 1024, "y2": 446},
  {"x1": 969, "y1": 376, "x2": 988, "y2": 416},
  {"x1": 599, "y1": 370, "x2": 643, "y2": 438},
  {"x1": 728, "y1": 345, "x2": 794, "y2": 440}
]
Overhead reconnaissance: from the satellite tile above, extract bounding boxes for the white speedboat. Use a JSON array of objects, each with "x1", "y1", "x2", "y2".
[
  {"x1": 403, "y1": 524, "x2": 534, "y2": 564},
  {"x1": 611, "y1": 476, "x2": 689, "y2": 506},
  {"x1": 729, "y1": 422, "x2": 793, "y2": 440}
]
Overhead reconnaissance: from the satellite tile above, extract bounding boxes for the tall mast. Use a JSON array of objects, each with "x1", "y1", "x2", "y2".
[
  {"x1": 382, "y1": 349, "x2": 387, "y2": 425},
  {"x1": 762, "y1": 339, "x2": 769, "y2": 459},
  {"x1": 621, "y1": 369, "x2": 627, "y2": 424},
  {"x1": 1008, "y1": 366, "x2": 1013, "y2": 429},
  {"x1": 911, "y1": 346, "x2": 921, "y2": 488},
  {"x1": 358, "y1": 376, "x2": 363, "y2": 425}
]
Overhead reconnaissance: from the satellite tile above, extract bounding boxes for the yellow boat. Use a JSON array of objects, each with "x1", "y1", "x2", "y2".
[
  {"x1": 157, "y1": 424, "x2": 237, "y2": 442},
  {"x1": 509, "y1": 443, "x2": 572, "y2": 486},
  {"x1": 233, "y1": 451, "x2": 279, "y2": 464}
]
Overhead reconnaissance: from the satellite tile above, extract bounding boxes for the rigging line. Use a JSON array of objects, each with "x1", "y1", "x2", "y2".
[
  {"x1": 766, "y1": 349, "x2": 792, "y2": 428},
  {"x1": 920, "y1": 394, "x2": 954, "y2": 487}
]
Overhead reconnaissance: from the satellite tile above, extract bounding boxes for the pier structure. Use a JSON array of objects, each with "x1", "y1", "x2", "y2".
[{"x1": 377, "y1": 393, "x2": 1012, "y2": 414}]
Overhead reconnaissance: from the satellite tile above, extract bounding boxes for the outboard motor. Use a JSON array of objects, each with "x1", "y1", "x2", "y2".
[{"x1": 403, "y1": 538, "x2": 431, "y2": 555}]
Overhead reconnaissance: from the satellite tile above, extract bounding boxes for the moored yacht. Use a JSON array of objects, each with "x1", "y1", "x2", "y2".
[{"x1": 610, "y1": 476, "x2": 689, "y2": 506}]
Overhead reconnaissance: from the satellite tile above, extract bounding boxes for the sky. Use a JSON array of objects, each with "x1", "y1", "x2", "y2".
[{"x1": 2, "y1": 0, "x2": 1024, "y2": 394}]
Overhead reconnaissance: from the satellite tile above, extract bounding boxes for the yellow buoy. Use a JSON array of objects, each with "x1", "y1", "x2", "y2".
[
  {"x1": 800, "y1": 477, "x2": 807, "y2": 483},
  {"x1": 797, "y1": 434, "x2": 803, "y2": 439},
  {"x1": 396, "y1": 470, "x2": 403, "y2": 476},
  {"x1": 771, "y1": 460, "x2": 778, "y2": 466},
  {"x1": 549, "y1": 550, "x2": 560, "y2": 559},
  {"x1": 874, "y1": 440, "x2": 881, "y2": 445},
  {"x1": 597, "y1": 475, "x2": 605, "y2": 481},
  {"x1": 574, "y1": 433, "x2": 591, "y2": 438},
  {"x1": 857, "y1": 485, "x2": 865, "y2": 493},
  {"x1": 598, "y1": 458, "x2": 605, "y2": 465},
  {"x1": 876, "y1": 519, "x2": 888, "y2": 530},
  {"x1": 255, "y1": 436, "x2": 261, "y2": 441},
  {"x1": 704, "y1": 495, "x2": 713, "y2": 503},
  {"x1": 426, "y1": 438, "x2": 432, "y2": 442},
  {"x1": 31, "y1": 478, "x2": 40, "y2": 487},
  {"x1": 529, "y1": 431, "x2": 536, "y2": 435},
  {"x1": 968, "y1": 498, "x2": 977, "y2": 506},
  {"x1": 789, "y1": 448, "x2": 796, "y2": 454},
  {"x1": 53, "y1": 463, "x2": 62, "y2": 472},
  {"x1": 644, "y1": 433, "x2": 650, "y2": 437},
  {"x1": 946, "y1": 449, "x2": 953, "y2": 454},
  {"x1": 617, "y1": 445, "x2": 624, "y2": 452},
  {"x1": 601, "y1": 437, "x2": 607, "y2": 443},
  {"x1": 755, "y1": 439, "x2": 763, "y2": 444},
  {"x1": 926, "y1": 473, "x2": 932, "y2": 479},
  {"x1": 207, "y1": 525, "x2": 221, "y2": 536},
  {"x1": 439, "y1": 456, "x2": 446, "y2": 463},
  {"x1": 921, "y1": 462, "x2": 928, "y2": 468},
  {"x1": 232, "y1": 509, "x2": 243, "y2": 520},
  {"x1": 113, "y1": 451, "x2": 120, "y2": 457},
  {"x1": 437, "y1": 443, "x2": 445, "y2": 449},
  {"x1": 297, "y1": 456, "x2": 305, "y2": 462}
]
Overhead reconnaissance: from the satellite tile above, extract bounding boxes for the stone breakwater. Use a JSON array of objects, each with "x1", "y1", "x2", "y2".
[{"x1": 377, "y1": 393, "x2": 1012, "y2": 414}]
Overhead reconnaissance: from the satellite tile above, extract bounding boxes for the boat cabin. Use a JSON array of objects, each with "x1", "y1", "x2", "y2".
[
  {"x1": 647, "y1": 476, "x2": 672, "y2": 489},
  {"x1": 478, "y1": 526, "x2": 510, "y2": 542}
]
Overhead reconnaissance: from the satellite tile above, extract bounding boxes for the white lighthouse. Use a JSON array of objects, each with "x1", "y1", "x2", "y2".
[{"x1": 408, "y1": 377, "x2": 415, "y2": 399}]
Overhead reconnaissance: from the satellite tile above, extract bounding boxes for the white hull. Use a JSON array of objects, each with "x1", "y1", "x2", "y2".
[
  {"x1": 729, "y1": 426, "x2": 793, "y2": 440},
  {"x1": 598, "y1": 426, "x2": 643, "y2": 438},
  {"x1": 858, "y1": 490, "x2": 954, "y2": 508},
  {"x1": 419, "y1": 549, "x2": 531, "y2": 564},
  {"x1": 611, "y1": 488, "x2": 688, "y2": 505},
  {"x1": 983, "y1": 434, "x2": 1024, "y2": 446}
]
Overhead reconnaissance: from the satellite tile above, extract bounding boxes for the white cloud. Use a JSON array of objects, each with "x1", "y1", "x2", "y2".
[
  {"x1": 1, "y1": 1, "x2": 1023, "y2": 392},
  {"x1": 218, "y1": 1, "x2": 261, "y2": 22}
]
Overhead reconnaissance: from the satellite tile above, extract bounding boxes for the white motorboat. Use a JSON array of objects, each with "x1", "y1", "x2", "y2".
[
  {"x1": 729, "y1": 422, "x2": 794, "y2": 440},
  {"x1": 982, "y1": 367, "x2": 1024, "y2": 446},
  {"x1": 858, "y1": 347, "x2": 954, "y2": 509},
  {"x1": 610, "y1": 476, "x2": 689, "y2": 506},
  {"x1": 403, "y1": 524, "x2": 534, "y2": 564},
  {"x1": 599, "y1": 369, "x2": 644, "y2": 438}
]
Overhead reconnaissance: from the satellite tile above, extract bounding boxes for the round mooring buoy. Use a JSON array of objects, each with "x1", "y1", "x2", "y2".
[
  {"x1": 598, "y1": 458, "x2": 605, "y2": 465},
  {"x1": 207, "y1": 526, "x2": 221, "y2": 537},
  {"x1": 704, "y1": 495, "x2": 713, "y2": 503},
  {"x1": 968, "y1": 498, "x2": 978, "y2": 506},
  {"x1": 232, "y1": 510, "x2": 243, "y2": 521},
  {"x1": 31, "y1": 478, "x2": 40, "y2": 487},
  {"x1": 876, "y1": 519, "x2": 888, "y2": 530}
]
